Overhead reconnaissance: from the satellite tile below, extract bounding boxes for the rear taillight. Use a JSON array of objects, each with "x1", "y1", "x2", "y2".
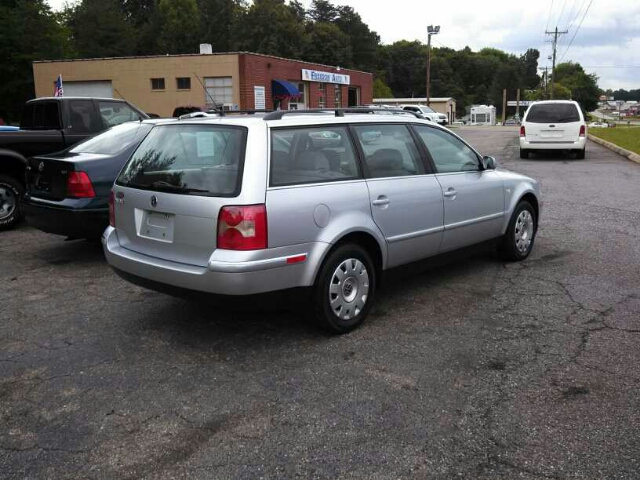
[
  {"x1": 108, "y1": 191, "x2": 115, "y2": 227},
  {"x1": 217, "y1": 205, "x2": 267, "y2": 250},
  {"x1": 520, "y1": 125, "x2": 526, "y2": 137},
  {"x1": 579, "y1": 125, "x2": 586, "y2": 137},
  {"x1": 67, "y1": 171, "x2": 95, "y2": 198}
]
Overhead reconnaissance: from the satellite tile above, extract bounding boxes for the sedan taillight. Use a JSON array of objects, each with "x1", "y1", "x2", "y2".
[
  {"x1": 217, "y1": 205, "x2": 267, "y2": 250},
  {"x1": 67, "y1": 171, "x2": 95, "y2": 198}
]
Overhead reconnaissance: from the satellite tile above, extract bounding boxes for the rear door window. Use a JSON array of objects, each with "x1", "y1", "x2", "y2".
[
  {"x1": 68, "y1": 100, "x2": 99, "y2": 133},
  {"x1": 352, "y1": 124, "x2": 424, "y2": 178},
  {"x1": 526, "y1": 103, "x2": 581, "y2": 123},
  {"x1": 117, "y1": 124, "x2": 247, "y2": 197},
  {"x1": 270, "y1": 126, "x2": 361, "y2": 186},
  {"x1": 99, "y1": 101, "x2": 140, "y2": 127}
]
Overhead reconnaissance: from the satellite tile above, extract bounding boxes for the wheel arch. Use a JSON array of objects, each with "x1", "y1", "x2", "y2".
[
  {"x1": 0, "y1": 149, "x2": 28, "y2": 187},
  {"x1": 311, "y1": 230, "x2": 386, "y2": 286}
]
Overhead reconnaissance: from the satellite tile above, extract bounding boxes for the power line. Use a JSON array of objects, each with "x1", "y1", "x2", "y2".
[
  {"x1": 558, "y1": 0, "x2": 593, "y2": 62},
  {"x1": 541, "y1": 0, "x2": 555, "y2": 62},
  {"x1": 556, "y1": 0, "x2": 569, "y2": 28}
]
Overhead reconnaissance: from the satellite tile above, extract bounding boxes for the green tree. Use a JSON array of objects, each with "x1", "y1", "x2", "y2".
[
  {"x1": 236, "y1": 0, "x2": 306, "y2": 59},
  {"x1": 156, "y1": 0, "x2": 201, "y2": 54},
  {"x1": 553, "y1": 62, "x2": 599, "y2": 111},
  {"x1": 0, "y1": 0, "x2": 70, "y2": 123},
  {"x1": 198, "y1": 0, "x2": 245, "y2": 52},
  {"x1": 303, "y1": 22, "x2": 352, "y2": 66},
  {"x1": 334, "y1": 6, "x2": 379, "y2": 72},
  {"x1": 308, "y1": 0, "x2": 338, "y2": 22},
  {"x1": 373, "y1": 78, "x2": 393, "y2": 98},
  {"x1": 65, "y1": 0, "x2": 135, "y2": 58},
  {"x1": 519, "y1": 48, "x2": 540, "y2": 89}
]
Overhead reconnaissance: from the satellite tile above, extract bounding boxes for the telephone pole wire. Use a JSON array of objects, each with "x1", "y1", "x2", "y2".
[{"x1": 546, "y1": 26, "x2": 568, "y2": 99}]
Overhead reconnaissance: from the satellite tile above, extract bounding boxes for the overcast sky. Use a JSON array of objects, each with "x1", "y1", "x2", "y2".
[{"x1": 46, "y1": 0, "x2": 640, "y2": 90}]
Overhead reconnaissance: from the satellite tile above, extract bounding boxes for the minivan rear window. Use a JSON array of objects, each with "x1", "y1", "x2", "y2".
[
  {"x1": 526, "y1": 103, "x2": 581, "y2": 123},
  {"x1": 116, "y1": 124, "x2": 247, "y2": 197}
]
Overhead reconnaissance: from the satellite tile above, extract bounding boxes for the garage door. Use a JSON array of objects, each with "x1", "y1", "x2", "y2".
[{"x1": 63, "y1": 81, "x2": 113, "y2": 98}]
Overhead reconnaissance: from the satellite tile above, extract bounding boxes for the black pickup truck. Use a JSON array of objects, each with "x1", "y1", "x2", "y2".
[{"x1": 0, "y1": 97, "x2": 148, "y2": 230}]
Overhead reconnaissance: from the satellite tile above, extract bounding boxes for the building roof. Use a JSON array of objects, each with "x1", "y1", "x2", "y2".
[
  {"x1": 32, "y1": 51, "x2": 372, "y2": 76},
  {"x1": 373, "y1": 97, "x2": 455, "y2": 102}
]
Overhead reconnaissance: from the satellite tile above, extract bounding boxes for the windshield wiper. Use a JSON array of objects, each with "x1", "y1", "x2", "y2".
[{"x1": 149, "y1": 180, "x2": 209, "y2": 193}]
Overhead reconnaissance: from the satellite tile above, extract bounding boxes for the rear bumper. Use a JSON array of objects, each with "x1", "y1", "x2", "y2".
[
  {"x1": 519, "y1": 137, "x2": 586, "y2": 150},
  {"x1": 23, "y1": 199, "x2": 108, "y2": 238},
  {"x1": 102, "y1": 226, "x2": 330, "y2": 296}
]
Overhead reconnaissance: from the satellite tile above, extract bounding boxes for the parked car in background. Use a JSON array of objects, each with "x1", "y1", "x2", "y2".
[
  {"x1": 103, "y1": 109, "x2": 540, "y2": 334},
  {"x1": 588, "y1": 121, "x2": 609, "y2": 128},
  {"x1": 519, "y1": 100, "x2": 587, "y2": 159},
  {"x1": 0, "y1": 97, "x2": 148, "y2": 230},
  {"x1": 400, "y1": 105, "x2": 448, "y2": 125},
  {"x1": 23, "y1": 120, "x2": 162, "y2": 239}
]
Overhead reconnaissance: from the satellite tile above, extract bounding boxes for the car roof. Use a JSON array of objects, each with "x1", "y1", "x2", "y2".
[
  {"x1": 148, "y1": 113, "x2": 441, "y2": 129},
  {"x1": 528, "y1": 100, "x2": 579, "y2": 105},
  {"x1": 28, "y1": 97, "x2": 130, "y2": 103}
]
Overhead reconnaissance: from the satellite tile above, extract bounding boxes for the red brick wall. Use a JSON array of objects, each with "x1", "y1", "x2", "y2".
[{"x1": 238, "y1": 53, "x2": 372, "y2": 110}]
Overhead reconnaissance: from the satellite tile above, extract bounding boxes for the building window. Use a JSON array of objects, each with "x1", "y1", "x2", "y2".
[
  {"x1": 334, "y1": 85, "x2": 341, "y2": 108},
  {"x1": 176, "y1": 77, "x2": 191, "y2": 90},
  {"x1": 318, "y1": 83, "x2": 326, "y2": 108},
  {"x1": 204, "y1": 76, "x2": 233, "y2": 108},
  {"x1": 151, "y1": 78, "x2": 165, "y2": 90}
]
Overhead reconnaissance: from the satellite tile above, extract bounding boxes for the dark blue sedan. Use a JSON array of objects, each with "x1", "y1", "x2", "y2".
[{"x1": 23, "y1": 120, "x2": 163, "y2": 239}]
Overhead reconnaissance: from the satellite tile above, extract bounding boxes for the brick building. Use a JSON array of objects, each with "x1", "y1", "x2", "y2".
[{"x1": 32, "y1": 50, "x2": 373, "y2": 117}]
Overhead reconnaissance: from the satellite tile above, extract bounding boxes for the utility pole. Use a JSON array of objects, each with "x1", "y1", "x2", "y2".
[
  {"x1": 502, "y1": 89, "x2": 507, "y2": 125},
  {"x1": 516, "y1": 88, "x2": 521, "y2": 122},
  {"x1": 426, "y1": 25, "x2": 440, "y2": 106},
  {"x1": 545, "y1": 27, "x2": 568, "y2": 99},
  {"x1": 544, "y1": 66, "x2": 548, "y2": 99}
]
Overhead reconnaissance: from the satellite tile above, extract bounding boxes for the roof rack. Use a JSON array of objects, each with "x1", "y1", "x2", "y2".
[
  {"x1": 262, "y1": 107, "x2": 422, "y2": 120},
  {"x1": 178, "y1": 109, "x2": 274, "y2": 120}
]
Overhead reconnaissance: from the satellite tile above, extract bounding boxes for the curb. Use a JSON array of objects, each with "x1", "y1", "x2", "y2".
[{"x1": 588, "y1": 134, "x2": 640, "y2": 165}]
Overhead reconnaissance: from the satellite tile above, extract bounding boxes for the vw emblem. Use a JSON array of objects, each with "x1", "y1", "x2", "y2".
[
  {"x1": 150, "y1": 195, "x2": 158, "y2": 208},
  {"x1": 38, "y1": 162, "x2": 44, "y2": 172}
]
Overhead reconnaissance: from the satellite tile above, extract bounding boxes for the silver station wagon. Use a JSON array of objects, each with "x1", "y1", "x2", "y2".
[{"x1": 104, "y1": 109, "x2": 540, "y2": 333}]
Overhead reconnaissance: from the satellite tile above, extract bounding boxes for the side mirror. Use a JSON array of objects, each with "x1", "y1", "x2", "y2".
[{"x1": 482, "y1": 155, "x2": 496, "y2": 170}]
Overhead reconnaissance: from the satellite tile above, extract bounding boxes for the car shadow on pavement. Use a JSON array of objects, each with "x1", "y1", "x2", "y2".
[
  {"x1": 35, "y1": 237, "x2": 105, "y2": 267},
  {"x1": 526, "y1": 150, "x2": 585, "y2": 162},
  {"x1": 130, "y1": 241, "x2": 504, "y2": 345}
]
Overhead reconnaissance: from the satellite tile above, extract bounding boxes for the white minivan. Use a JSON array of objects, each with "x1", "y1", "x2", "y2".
[{"x1": 519, "y1": 100, "x2": 586, "y2": 159}]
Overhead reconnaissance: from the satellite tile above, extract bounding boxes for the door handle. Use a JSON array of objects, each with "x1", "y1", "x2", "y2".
[
  {"x1": 443, "y1": 188, "x2": 457, "y2": 198},
  {"x1": 372, "y1": 196, "x2": 390, "y2": 206}
]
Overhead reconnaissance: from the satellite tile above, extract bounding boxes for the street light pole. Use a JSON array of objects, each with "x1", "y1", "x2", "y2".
[{"x1": 426, "y1": 25, "x2": 440, "y2": 106}]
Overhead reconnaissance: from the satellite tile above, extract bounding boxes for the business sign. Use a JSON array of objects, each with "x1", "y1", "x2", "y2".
[
  {"x1": 254, "y1": 86, "x2": 266, "y2": 110},
  {"x1": 507, "y1": 100, "x2": 532, "y2": 106},
  {"x1": 302, "y1": 69, "x2": 350, "y2": 85}
]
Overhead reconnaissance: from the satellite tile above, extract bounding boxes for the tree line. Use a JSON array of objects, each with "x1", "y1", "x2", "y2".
[{"x1": 0, "y1": 0, "x2": 603, "y2": 123}]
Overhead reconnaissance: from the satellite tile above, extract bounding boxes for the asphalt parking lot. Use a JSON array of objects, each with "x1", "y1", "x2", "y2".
[{"x1": 2, "y1": 127, "x2": 640, "y2": 479}]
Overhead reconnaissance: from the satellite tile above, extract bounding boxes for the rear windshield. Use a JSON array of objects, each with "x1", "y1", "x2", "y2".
[
  {"x1": 70, "y1": 122, "x2": 152, "y2": 155},
  {"x1": 526, "y1": 103, "x2": 581, "y2": 123},
  {"x1": 116, "y1": 124, "x2": 247, "y2": 197}
]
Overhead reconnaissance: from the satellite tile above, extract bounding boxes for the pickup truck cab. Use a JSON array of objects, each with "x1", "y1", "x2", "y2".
[{"x1": 0, "y1": 97, "x2": 147, "y2": 230}]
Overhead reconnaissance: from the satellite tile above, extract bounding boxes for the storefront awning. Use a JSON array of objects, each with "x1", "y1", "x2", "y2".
[{"x1": 272, "y1": 80, "x2": 301, "y2": 99}]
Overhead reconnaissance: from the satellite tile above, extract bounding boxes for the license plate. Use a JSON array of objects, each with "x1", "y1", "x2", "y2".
[{"x1": 139, "y1": 210, "x2": 175, "y2": 242}]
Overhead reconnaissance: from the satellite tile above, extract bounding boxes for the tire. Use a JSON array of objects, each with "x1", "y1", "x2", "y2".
[
  {"x1": 575, "y1": 148, "x2": 585, "y2": 159},
  {"x1": 313, "y1": 243, "x2": 376, "y2": 334},
  {"x1": 519, "y1": 148, "x2": 529, "y2": 159},
  {"x1": 498, "y1": 200, "x2": 537, "y2": 261},
  {"x1": 0, "y1": 174, "x2": 24, "y2": 231}
]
